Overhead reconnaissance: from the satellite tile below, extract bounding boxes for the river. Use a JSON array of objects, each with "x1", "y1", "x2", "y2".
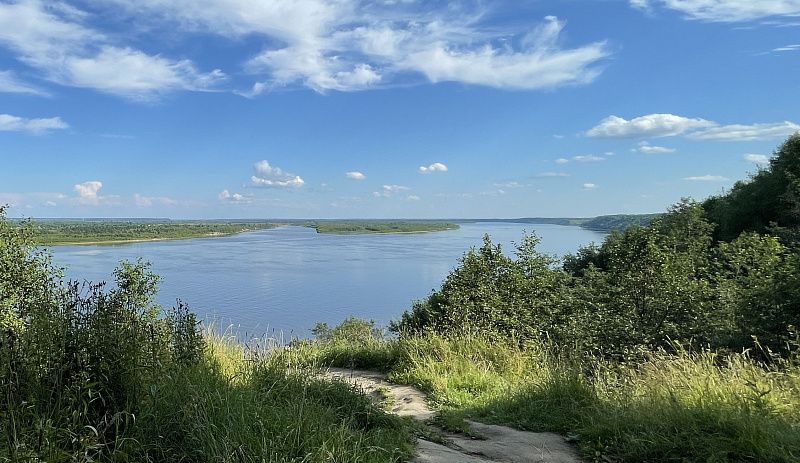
[{"x1": 50, "y1": 222, "x2": 606, "y2": 338}]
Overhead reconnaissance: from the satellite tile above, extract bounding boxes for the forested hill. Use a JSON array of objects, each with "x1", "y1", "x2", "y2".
[
  {"x1": 579, "y1": 213, "x2": 662, "y2": 232},
  {"x1": 465, "y1": 214, "x2": 661, "y2": 232}
]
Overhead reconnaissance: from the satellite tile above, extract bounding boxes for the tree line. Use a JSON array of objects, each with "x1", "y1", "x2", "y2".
[{"x1": 394, "y1": 134, "x2": 800, "y2": 358}]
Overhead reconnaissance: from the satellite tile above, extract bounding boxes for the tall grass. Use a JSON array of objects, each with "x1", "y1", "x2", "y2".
[
  {"x1": 1, "y1": 296, "x2": 415, "y2": 462},
  {"x1": 362, "y1": 333, "x2": 800, "y2": 462}
]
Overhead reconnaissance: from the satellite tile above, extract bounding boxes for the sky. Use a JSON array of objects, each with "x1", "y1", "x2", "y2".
[{"x1": 1, "y1": 0, "x2": 799, "y2": 220}]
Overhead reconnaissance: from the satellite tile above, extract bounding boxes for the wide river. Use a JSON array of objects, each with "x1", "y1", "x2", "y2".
[{"x1": 50, "y1": 222, "x2": 605, "y2": 338}]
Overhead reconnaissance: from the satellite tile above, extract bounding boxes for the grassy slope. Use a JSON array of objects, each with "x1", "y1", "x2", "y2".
[{"x1": 289, "y1": 330, "x2": 800, "y2": 463}]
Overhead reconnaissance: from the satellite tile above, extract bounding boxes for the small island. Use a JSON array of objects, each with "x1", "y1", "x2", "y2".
[
  {"x1": 310, "y1": 221, "x2": 460, "y2": 234},
  {"x1": 32, "y1": 220, "x2": 279, "y2": 245}
]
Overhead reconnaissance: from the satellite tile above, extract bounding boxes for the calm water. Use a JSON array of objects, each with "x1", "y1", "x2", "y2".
[{"x1": 50, "y1": 223, "x2": 605, "y2": 337}]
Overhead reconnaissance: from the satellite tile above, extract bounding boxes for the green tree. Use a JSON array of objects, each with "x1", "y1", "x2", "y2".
[{"x1": 394, "y1": 233, "x2": 564, "y2": 344}]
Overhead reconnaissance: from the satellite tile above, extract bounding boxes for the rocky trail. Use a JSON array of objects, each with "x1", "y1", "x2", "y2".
[{"x1": 323, "y1": 368, "x2": 585, "y2": 463}]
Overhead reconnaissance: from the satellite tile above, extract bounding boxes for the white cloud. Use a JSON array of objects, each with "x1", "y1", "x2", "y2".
[
  {"x1": 744, "y1": 153, "x2": 770, "y2": 163},
  {"x1": 419, "y1": 162, "x2": 448, "y2": 174},
  {"x1": 407, "y1": 195, "x2": 420, "y2": 201},
  {"x1": 0, "y1": 113, "x2": 67, "y2": 134},
  {"x1": 683, "y1": 175, "x2": 730, "y2": 181},
  {"x1": 632, "y1": 0, "x2": 800, "y2": 23},
  {"x1": 773, "y1": 44, "x2": 800, "y2": 52},
  {"x1": 586, "y1": 113, "x2": 716, "y2": 138},
  {"x1": 373, "y1": 184, "x2": 409, "y2": 197},
  {"x1": 346, "y1": 171, "x2": 366, "y2": 180},
  {"x1": 573, "y1": 155, "x2": 605, "y2": 162},
  {"x1": 0, "y1": 1, "x2": 224, "y2": 100},
  {"x1": 218, "y1": 190, "x2": 250, "y2": 203},
  {"x1": 251, "y1": 160, "x2": 305, "y2": 188},
  {"x1": 604, "y1": 151, "x2": 615, "y2": 156},
  {"x1": 73, "y1": 2, "x2": 610, "y2": 93},
  {"x1": 134, "y1": 193, "x2": 178, "y2": 207},
  {"x1": 63, "y1": 47, "x2": 226, "y2": 100},
  {"x1": 401, "y1": 17, "x2": 609, "y2": 90},
  {"x1": 632, "y1": 141, "x2": 677, "y2": 153},
  {"x1": 686, "y1": 121, "x2": 800, "y2": 141},
  {"x1": 582, "y1": 183, "x2": 597, "y2": 189},
  {"x1": 0, "y1": 70, "x2": 49, "y2": 95},
  {"x1": 494, "y1": 181, "x2": 525, "y2": 188},
  {"x1": 555, "y1": 158, "x2": 569, "y2": 164},
  {"x1": 75, "y1": 180, "x2": 103, "y2": 206},
  {"x1": 533, "y1": 172, "x2": 569, "y2": 178}
]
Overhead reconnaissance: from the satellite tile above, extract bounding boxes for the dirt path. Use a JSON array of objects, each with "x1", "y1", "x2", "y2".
[{"x1": 324, "y1": 368, "x2": 585, "y2": 463}]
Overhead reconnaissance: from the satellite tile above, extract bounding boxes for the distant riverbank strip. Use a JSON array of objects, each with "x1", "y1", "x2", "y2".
[
  {"x1": 32, "y1": 220, "x2": 279, "y2": 245},
  {"x1": 29, "y1": 213, "x2": 658, "y2": 245}
]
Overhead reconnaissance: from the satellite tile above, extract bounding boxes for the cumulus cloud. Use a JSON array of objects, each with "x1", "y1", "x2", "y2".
[
  {"x1": 0, "y1": 113, "x2": 68, "y2": 134},
  {"x1": 251, "y1": 160, "x2": 304, "y2": 188},
  {"x1": 573, "y1": 155, "x2": 605, "y2": 162},
  {"x1": 419, "y1": 162, "x2": 448, "y2": 174},
  {"x1": 582, "y1": 183, "x2": 597, "y2": 189},
  {"x1": 632, "y1": 141, "x2": 677, "y2": 153},
  {"x1": 555, "y1": 158, "x2": 569, "y2": 164},
  {"x1": 586, "y1": 114, "x2": 716, "y2": 138},
  {"x1": 631, "y1": 0, "x2": 800, "y2": 23},
  {"x1": 373, "y1": 184, "x2": 409, "y2": 197},
  {"x1": 0, "y1": 1, "x2": 224, "y2": 100},
  {"x1": 744, "y1": 153, "x2": 770, "y2": 163},
  {"x1": 686, "y1": 121, "x2": 800, "y2": 141},
  {"x1": 218, "y1": 189, "x2": 248, "y2": 202},
  {"x1": 346, "y1": 171, "x2": 366, "y2": 180},
  {"x1": 73, "y1": 180, "x2": 122, "y2": 205},
  {"x1": 684, "y1": 175, "x2": 730, "y2": 181}
]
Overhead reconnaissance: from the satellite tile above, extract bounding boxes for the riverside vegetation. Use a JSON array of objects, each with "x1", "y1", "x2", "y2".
[{"x1": 2, "y1": 134, "x2": 800, "y2": 462}]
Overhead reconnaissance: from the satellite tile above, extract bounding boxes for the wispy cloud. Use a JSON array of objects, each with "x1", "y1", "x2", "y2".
[
  {"x1": 683, "y1": 175, "x2": 729, "y2": 181},
  {"x1": 0, "y1": 113, "x2": 68, "y2": 134},
  {"x1": 581, "y1": 183, "x2": 597, "y2": 190},
  {"x1": 587, "y1": 113, "x2": 800, "y2": 142},
  {"x1": 573, "y1": 155, "x2": 605, "y2": 162},
  {"x1": 586, "y1": 114, "x2": 715, "y2": 138},
  {"x1": 686, "y1": 121, "x2": 800, "y2": 141},
  {"x1": 419, "y1": 162, "x2": 448, "y2": 174},
  {"x1": 346, "y1": 171, "x2": 366, "y2": 180},
  {"x1": 31, "y1": 2, "x2": 610, "y2": 94},
  {"x1": 773, "y1": 44, "x2": 800, "y2": 52},
  {"x1": 533, "y1": 172, "x2": 570, "y2": 178},
  {"x1": 631, "y1": 0, "x2": 800, "y2": 22},
  {"x1": 134, "y1": 194, "x2": 179, "y2": 207},
  {"x1": 555, "y1": 158, "x2": 569, "y2": 164},
  {"x1": 0, "y1": 70, "x2": 49, "y2": 95},
  {"x1": 251, "y1": 160, "x2": 305, "y2": 188},
  {"x1": 632, "y1": 141, "x2": 676, "y2": 153},
  {"x1": 0, "y1": 1, "x2": 224, "y2": 101}
]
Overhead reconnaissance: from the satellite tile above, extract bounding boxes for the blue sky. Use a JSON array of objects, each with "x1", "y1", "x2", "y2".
[{"x1": 1, "y1": 0, "x2": 799, "y2": 219}]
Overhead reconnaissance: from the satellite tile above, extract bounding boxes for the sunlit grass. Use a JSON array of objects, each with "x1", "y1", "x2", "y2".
[{"x1": 325, "y1": 332, "x2": 800, "y2": 462}]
